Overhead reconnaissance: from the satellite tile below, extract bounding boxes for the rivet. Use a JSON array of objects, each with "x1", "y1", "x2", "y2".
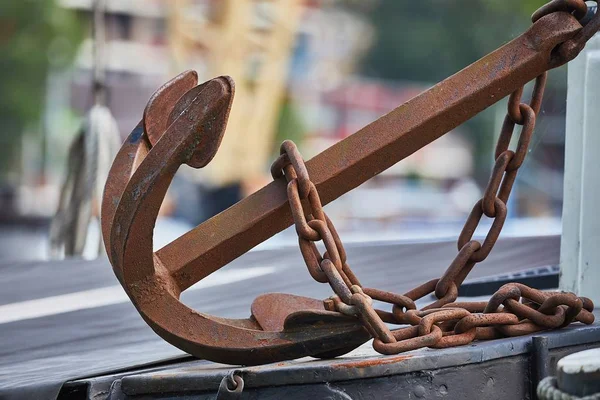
[
  {"x1": 414, "y1": 385, "x2": 426, "y2": 398},
  {"x1": 438, "y1": 384, "x2": 448, "y2": 395}
]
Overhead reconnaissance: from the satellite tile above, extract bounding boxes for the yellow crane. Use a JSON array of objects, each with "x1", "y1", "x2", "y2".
[{"x1": 168, "y1": 0, "x2": 303, "y2": 188}]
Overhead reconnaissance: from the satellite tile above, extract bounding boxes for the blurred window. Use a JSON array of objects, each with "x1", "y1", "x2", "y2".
[{"x1": 114, "y1": 14, "x2": 132, "y2": 40}]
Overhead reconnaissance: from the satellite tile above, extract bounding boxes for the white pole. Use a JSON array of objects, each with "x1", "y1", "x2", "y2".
[{"x1": 560, "y1": 34, "x2": 600, "y2": 304}]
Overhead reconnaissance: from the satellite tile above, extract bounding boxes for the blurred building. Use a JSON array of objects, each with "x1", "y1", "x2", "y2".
[
  {"x1": 22, "y1": 0, "x2": 567, "y2": 226},
  {"x1": 60, "y1": 0, "x2": 170, "y2": 134},
  {"x1": 48, "y1": 0, "x2": 489, "y2": 227}
]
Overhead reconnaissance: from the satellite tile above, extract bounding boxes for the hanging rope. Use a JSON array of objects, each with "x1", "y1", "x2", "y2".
[
  {"x1": 92, "y1": 0, "x2": 106, "y2": 107},
  {"x1": 50, "y1": 0, "x2": 121, "y2": 259}
]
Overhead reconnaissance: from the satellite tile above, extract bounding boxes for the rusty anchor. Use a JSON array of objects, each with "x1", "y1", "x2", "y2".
[{"x1": 102, "y1": 9, "x2": 599, "y2": 365}]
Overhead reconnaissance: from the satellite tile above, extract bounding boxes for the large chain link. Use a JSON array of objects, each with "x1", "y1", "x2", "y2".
[
  {"x1": 270, "y1": 1, "x2": 596, "y2": 355},
  {"x1": 428, "y1": 73, "x2": 546, "y2": 307},
  {"x1": 271, "y1": 142, "x2": 416, "y2": 333}
]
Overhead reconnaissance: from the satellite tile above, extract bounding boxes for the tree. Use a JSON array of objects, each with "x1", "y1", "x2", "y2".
[
  {"x1": 352, "y1": 0, "x2": 558, "y2": 181},
  {"x1": 359, "y1": 0, "x2": 547, "y2": 82},
  {"x1": 0, "y1": 0, "x2": 82, "y2": 182}
]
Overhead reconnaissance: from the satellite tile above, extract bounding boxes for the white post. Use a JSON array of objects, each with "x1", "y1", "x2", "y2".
[{"x1": 560, "y1": 35, "x2": 600, "y2": 304}]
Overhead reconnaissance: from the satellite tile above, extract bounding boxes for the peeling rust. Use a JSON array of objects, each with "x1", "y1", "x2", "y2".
[{"x1": 333, "y1": 355, "x2": 414, "y2": 370}]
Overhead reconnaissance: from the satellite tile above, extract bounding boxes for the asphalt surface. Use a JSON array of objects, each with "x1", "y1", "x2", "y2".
[{"x1": 0, "y1": 235, "x2": 561, "y2": 399}]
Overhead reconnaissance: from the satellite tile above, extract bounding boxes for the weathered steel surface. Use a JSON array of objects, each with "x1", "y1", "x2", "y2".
[
  {"x1": 62, "y1": 324, "x2": 600, "y2": 400},
  {"x1": 102, "y1": 71, "x2": 370, "y2": 365},
  {"x1": 101, "y1": 5, "x2": 599, "y2": 366}
]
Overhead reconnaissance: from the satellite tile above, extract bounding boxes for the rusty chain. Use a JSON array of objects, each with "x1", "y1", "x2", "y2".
[{"x1": 271, "y1": 0, "x2": 597, "y2": 356}]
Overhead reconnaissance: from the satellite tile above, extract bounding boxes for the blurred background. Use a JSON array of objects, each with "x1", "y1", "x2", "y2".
[{"x1": 0, "y1": 0, "x2": 564, "y2": 261}]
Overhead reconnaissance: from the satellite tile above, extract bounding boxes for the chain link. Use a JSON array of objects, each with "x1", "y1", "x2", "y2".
[
  {"x1": 271, "y1": 140, "x2": 417, "y2": 338},
  {"x1": 270, "y1": 2, "x2": 597, "y2": 355},
  {"x1": 532, "y1": 0, "x2": 588, "y2": 23}
]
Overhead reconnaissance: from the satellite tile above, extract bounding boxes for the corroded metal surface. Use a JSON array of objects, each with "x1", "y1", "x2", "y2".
[
  {"x1": 276, "y1": 137, "x2": 594, "y2": 355},
  {"x1": 102, "y1": 3, "x2": 599, "y2": 366},
  {"x1": 102, "y1": 71, "x2": 370, "y2": 365}
]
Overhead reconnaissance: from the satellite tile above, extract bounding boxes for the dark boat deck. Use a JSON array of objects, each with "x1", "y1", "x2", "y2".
[{"x1": 2, "y1": 235, "x2": 596, "y2": 399}]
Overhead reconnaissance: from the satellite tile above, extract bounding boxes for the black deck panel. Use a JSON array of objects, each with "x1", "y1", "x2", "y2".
[
  {"x1": 0, "y1": 235, "x2": 570, "y2": 399},
  {"x1": 71, "y1": 323, "x2": 600, "y2": 399}
]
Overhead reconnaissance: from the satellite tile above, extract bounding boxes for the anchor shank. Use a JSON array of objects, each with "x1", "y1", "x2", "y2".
[{"x1": 156, "y1": 13, "x2": 582, "y2": 291}]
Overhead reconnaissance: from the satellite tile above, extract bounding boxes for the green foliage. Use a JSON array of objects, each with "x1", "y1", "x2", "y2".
[
  {"x1": 359, "y1": 0, "x2": 547, "y2": 82},
  {"x1": 274, "y1": 99, "x2": 306, "y2": 154},
  {"x1": 356, "y1": 0, "x2": 553, "y2": 180},
  {"x1": 0, "y1": 0, "x2": 82, "y2": 179}
]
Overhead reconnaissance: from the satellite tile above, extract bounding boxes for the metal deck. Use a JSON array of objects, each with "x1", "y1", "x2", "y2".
[
  {"x1": 1, "y1": 235, "x2": 597, "y2": 399},
  {"x1": 64, "y1": 322, "x2": 600, "y2": 399}
]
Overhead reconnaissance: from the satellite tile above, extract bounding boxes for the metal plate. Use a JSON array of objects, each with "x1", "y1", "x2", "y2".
[{"x1": 65, "y1": 323, "x2": 600, "y2": 399}]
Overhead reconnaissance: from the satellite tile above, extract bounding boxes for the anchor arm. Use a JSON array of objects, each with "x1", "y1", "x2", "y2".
[
  {"x1": 103, "y1": 73, "x2": 370, "y2": 365},
  {"x1": 155, "y1": 12, "x2": 582, "y2": 292}
]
